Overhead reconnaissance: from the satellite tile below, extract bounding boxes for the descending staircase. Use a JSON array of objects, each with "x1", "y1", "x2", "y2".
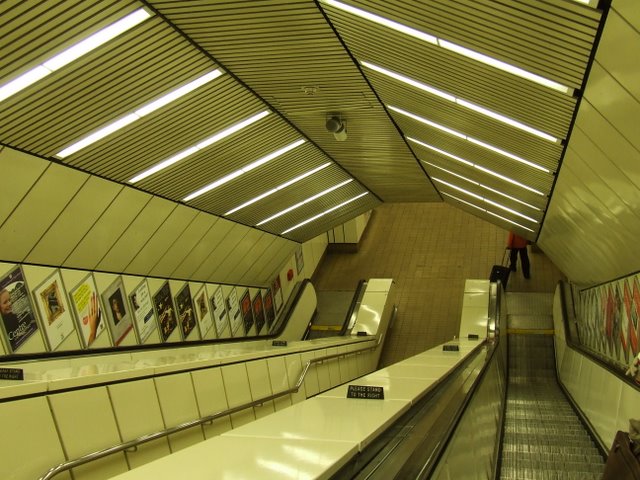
[{"x1": 499, "y1": 292, "x2": 605, "y2": 479}]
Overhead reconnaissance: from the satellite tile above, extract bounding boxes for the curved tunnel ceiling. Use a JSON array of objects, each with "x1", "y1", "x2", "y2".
[{"x1": 0, "y1": 0, "x2": 606, "y2": 243}]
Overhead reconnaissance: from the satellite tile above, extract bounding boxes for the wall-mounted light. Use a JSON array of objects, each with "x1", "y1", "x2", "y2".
[{"x1": 326, "y1": 115, "x2": 348, "y2": 141}]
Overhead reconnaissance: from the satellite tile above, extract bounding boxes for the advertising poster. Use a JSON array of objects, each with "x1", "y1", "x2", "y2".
[
  {"x1": 101, "y1": 277, "x2": 133, "y2": 346},
  {"x1": 194, "y1": 285, "x2": 214, "y2": 337},
  {"x1": 70, "y1": 274, "x2": 107, "y2": 348},
  {"x1": 252, "y1": 291, "x2": 265, "y2": 334},
  {"x1": 0, "y1": 266, "x2": 39, "y2": 353},
  {"x1": 263, "y1": 288, "x2": 276, "y2": 331},
  {"x1": 129, "y1": 279, "x2": 156, "y2": 343},
  {"x1": 240, "y1": 289, "x2": 254, "y2": 335},
  {"x1": 211, "y1": 285, "x2": 229, "y2": 337},
  {"x1": 226, "y1": 288, "x2": 242, "y2": 336},
  {"x1": 33, "y1": 270, "x2": 76, "y2": 351},
  {"x1": 175, "y1": 284, "x2": 197, "y2": 340},
  {"x1": 272, "y1": 275, "x2": 283, "y2": 314},
  {"x1": 153, "y1": 282, "x2": 177, "y2": 342}
]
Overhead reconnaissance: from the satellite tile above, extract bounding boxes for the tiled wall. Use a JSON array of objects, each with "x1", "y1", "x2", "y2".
[{"x1": 554, "y1": 283, "x2": 640, "y2": 450}]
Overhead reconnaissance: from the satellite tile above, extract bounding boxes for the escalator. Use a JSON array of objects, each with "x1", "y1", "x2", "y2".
[
  {"x1": 500, "y1": 292, "x2": 605, "y2": 479},
  {"x1": 329, "y1": 289, "x2": 608, "y2": 479}
]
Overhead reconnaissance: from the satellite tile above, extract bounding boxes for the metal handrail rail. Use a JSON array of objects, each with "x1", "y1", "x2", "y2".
[{"x1": 39, "y1": 340, "x2": 379, "y2": 480}]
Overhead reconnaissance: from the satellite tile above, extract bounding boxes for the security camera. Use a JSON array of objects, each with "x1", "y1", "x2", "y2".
[{"x1": 326, "y1": 115, "x2": 347, "y2": 141}]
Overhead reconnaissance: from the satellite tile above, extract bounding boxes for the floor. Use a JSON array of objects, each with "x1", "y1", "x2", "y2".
[{"x1": 312, "y1": 203, "x2": 566, "y2": 367}]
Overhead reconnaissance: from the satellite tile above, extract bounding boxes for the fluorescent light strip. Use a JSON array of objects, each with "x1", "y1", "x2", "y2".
[
  {"x1": 407, "y1": 136, "x2": 545, "y2": 196},
  {"x1": 321, "y1": 0, "x2": 437, "y2": 44},
  {"x1": 129, "y1": 110, "x2": 269, "y2": 183},
  {"x1": 0, "y1": 9, "x2": 152, "y2": 103},
  {"x1": 423, "y1": 161, "x2": 540, "y2": 211},
  {"x1": 437, "y1": 40, "x2": 570, "y2": 94},
  {"x1": 323, "y1": 0, "x2": 570, "y2": 94},
  {"x1": 224, "y1": 162, "x2": 332, "y2": 215},
  {"x1": 392, "y1": 106, "x2": 549, "y2": 173},
  {"x1": 281, "y1": 192, "x2": 368, "y2": 235},
  {"x1": 433, "y1": 177, "x2": 537, "y2": 222},
  {"x1": 57, "y1": 69, "x2": 223, "y2": 158},
  {"x1": 362, "y1": 62, "x2": 558, "y2": 142},
  {"x1": 183, "y1": 139, "x2": 306, "y2": 202},
  {"x1": 441, "y1": 192, "x2": 534, "y2": 232},
  {"x1": 257, "y1": 179, "x2": 353, "y2": 226}
]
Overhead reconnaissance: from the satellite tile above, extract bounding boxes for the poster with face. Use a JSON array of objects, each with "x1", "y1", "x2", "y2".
[
  {"x1": 129, "y1": 279, "x2": 156, "y2": 343},
  {"x1": 33, "y1": 270, "x2": 76, "y2": 351},
  {"x1": 175, "y1": 283, "x2": 197, "y2": 340},
  {"x1": 226, "y1": 288, "x2": 242, "y2": 337},
  {"x1": 0, "y1": 266, "x2": 39, "y2": 353},
  {"x1": 194, "y1": 285, "x2": 214, "y2": 338},
  {"x1": 153, "y1": 282, "x2": 177, "y2": 342},
  {"x1": 69, "y1": 274, "x2": 107, "y2": 348},
  {"x1": 252, "y1": 291, "x2": 265, "y2": 335},
  {"x1": 211, "y1": 285, "x2": 229, "y2": 337},
  {"x1": 101, "y1": 277, "x2": 133, "y2": 346}
]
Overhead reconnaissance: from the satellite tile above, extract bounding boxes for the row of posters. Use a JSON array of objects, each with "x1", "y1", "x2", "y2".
[{"x1": 0, "y1": 265, "x2": 284, "y2": 354}]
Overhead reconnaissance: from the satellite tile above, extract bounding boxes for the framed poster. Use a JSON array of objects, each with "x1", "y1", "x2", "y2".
[
  {"x1": 252, "y1": 291, "x2": 265, "y2": 335},
  {"x1": 263, "y1": 288, "x2": 276, "y2": 331},
  {"x1": 175, "y1": 284, "x2": 197, "y2": 340},
  {"x1": 33, "y1": 270, "x2": 75, "y2": 351},
  {"x1": 226, "y1": 288, "x2": 242, "y2": 336},
  {"x1": 0, "y1": 266, "x2": 39, "y2": 353},
  {"x1": 240, "y1": 289, "x2": 254, "y2": 335},
  {"x1": 129, "y1": 279, "x2": 156, "y2": 343},
  {"x1": 272, "y1": 275, "x2": 283, "y2": 314},
  {"x1": 101, "y1": 277, "x2": 133, "y2": 346},
  {"x1": 194, "y1": 285, "x2": 214, "y2": 337},
  {"x1": 153, "y1": 282, "x2": 177, "y2": 342},
  {"x1": 211, "y1": 285, "x2": 228, "y2": 337},
  {"x1": 70, "y1": 274, "x2": 107, "y2": 348}
]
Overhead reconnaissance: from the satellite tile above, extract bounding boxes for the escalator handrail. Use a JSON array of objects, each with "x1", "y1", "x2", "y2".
[{"x1": 38, "y1": 338, "x2": 380, "y2": 480}]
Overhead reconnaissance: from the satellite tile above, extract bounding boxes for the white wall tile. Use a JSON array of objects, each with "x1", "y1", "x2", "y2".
[
  {"x1": 0, "y1": 163, "x2": 88, "y2": 262},
  {"x1": 108, "y1": 379, "x2": 171, "y2": 469},
  {"x1": 97, "y1": 197, "x2": 176, "y2": 272},
  {"x1": 0, "y1": 396, "x2": 70, "y2": 480},
  {"x1": 191, "y1": 367, "x2": 233, "y2": 438},
  {"x1": 221, "y1": 363, "x2": 255, "y2": 427},
  {"x1": 26, "y1": 176, "x2": 123, "y2": 265},
  {"x1": 48, "y1": 387, "x2": 128, "y2": 479},
  {"x1": 64, "y1": 188, "x2": 152, "y2": 270},
  {"x1": 246, "y1": 359, "x2": 275, "y2": 419},
  {"x1": 153, "y1": 373, "x2": 204, "y2": 452}
]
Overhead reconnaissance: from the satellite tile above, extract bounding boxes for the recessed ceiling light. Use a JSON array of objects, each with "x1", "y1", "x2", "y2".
[
  {"x1": 392, "y1": 106, "x2": 550, "y2": 173},
  {"x1": 257, "y1": 179, "x2": 353, "y2": 226},
  {"x1": 183, "y1": 139, "x2": 306, "y2": 202},
  {"x1": 407, "y1": 136, "x2": 545, "y2": 196},
  {"x1": 57, "y1": 69, "x2": 223, "y2": 158},
  {"x1": 281, "y1": 192, "x2": 368, "y2": 235},
  {"x1": 225, "y1": 162, "x2": 332, "y2": 216},
  {"x1": 129, "y1": 110, "x2": 269, "y2": 184},
  {"x1": 323, "y1": 0, "x2": 571, "y2": 94},
  {"x1": 0, "y1": 9, "x2": 152, "y2": 103},
  {"x1": 362, "y1": 62, "x2": 558, "y2": 142}
]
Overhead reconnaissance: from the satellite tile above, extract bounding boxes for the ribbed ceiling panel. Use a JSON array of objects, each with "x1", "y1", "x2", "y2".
[
  {"x1": 148, "y1": 0, "x2": 440, "y2": 203},
  {"x1": 0, "y1": 0, "x2": 607, "y2": 246}
]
